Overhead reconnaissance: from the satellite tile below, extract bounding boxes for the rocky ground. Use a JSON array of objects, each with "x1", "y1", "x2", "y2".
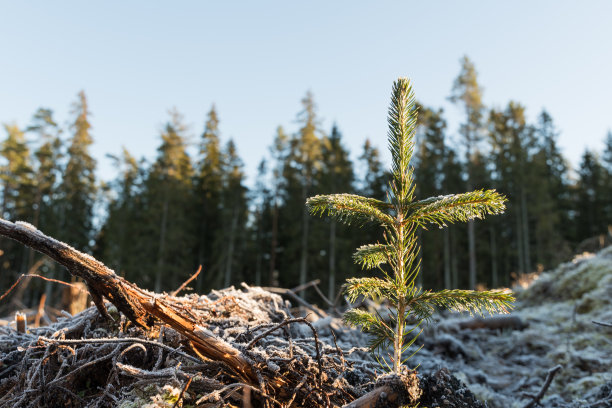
[{"x1": 0, "y1": 247, "x2": 611, "y2": 407}]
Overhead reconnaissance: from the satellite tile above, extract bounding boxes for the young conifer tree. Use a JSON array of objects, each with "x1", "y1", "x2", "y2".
[{"x1": 307, "y1": 78, "x2": 514, "y2": 373}]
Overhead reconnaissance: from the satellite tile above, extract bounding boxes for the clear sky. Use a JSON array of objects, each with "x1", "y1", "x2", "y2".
[{"x1": 1, "y1": 1, "x2": 611, "y2": 185}]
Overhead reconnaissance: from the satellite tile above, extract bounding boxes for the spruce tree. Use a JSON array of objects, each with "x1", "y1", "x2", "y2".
[
  {"x1": 61, "y1": 91, "x2": 97, "y2": 251},
  {"x1": 195, "y1": 105, "x2": 224, "y2": 291},
  {"x1": 319, "y1": 124, "x2": 354, "y2": 300},
  {"x1": 221, "y1": 139, "x2": 248, "y2": 287},
  {"x1": 449, "y1": 56, "x2": 484, "y2": 290},
  {"x1": 307, "y1": 78, "x2": 513, "y2": 373},
  {"x1": 0, "y1": 123, "x2": 35, "y2": 288},
  {"x1": 147, "y1": 110, "x2": 194, "y2": 291},
  {"x1": 27, "y1": 108, "x2": 63, "y2": 236}
]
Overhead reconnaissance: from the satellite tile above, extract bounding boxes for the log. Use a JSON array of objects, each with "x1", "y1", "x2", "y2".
[
  {"x1": 0, "y1": 218, "x2": 258, "y2": 384},
  {"x1": 341, "y1": 372, "x2": 421, "y2": 408},
  {"x1": 342, "y1": 385, "x2": 396, "y2": 408}
]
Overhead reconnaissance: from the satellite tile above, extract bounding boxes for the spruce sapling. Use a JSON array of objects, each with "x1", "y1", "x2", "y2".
[{"x1": 307, "y1": 78, "x2": 514, "y2": 373}]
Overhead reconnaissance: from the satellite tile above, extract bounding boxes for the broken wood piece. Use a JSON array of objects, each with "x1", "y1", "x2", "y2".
[
  {"x1": 15, "y1": 312, "x2": 26, "y2": 333},
  {"x1": 458, "y1": 314, "x2": 527, "y2": 331},
  {"x1": 262, "y1": 286, "x2": 326, "y2": 318},
  {"x1": 341, "y1": 372, "x2": 421, "y2": 408},
  {"x1": 342, "y1": 385, "x2": 395, "y2": 408},
  {"x1": 0, "y1": 217, "x2": 258, "y2": 385}
]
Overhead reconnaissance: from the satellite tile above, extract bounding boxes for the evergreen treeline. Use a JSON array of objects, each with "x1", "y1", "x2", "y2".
[{"x1": 2, "y1": 59, "x2": 612, "y2": 309}]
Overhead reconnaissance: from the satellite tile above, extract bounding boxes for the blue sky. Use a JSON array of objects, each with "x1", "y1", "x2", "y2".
[{"x1": 1, "y1": 1, "x2": 611, "y2": 185}]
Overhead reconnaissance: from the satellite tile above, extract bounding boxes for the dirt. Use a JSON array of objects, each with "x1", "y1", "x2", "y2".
[{"x1": 1, "y1": 247, "x2": 611, "y2": 407}]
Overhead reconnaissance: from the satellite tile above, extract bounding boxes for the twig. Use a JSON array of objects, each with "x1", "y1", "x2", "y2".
[
  {"x1": 522, "y1": 365, "x2": 562, "y2": 408},
  {"x1": 171, "y1": 375, "x2": 193, "y2": 408},
  {"x1": 246, "y1": 316, "x2": 323, "y2": 387},
  {"x1": 262, "y1": 286, "x2": 325, "y2": 318},
  {"x1": 0, "y1": 273, "x2": 82, "y2": 303},
  {"x1": 171, "y1": 265, "x2": 202, "y2": 297},
  {"x1": 246, "y1": 317, "x2": 308, "y2": 350},
  {"x1": 291, "y1": 279, "x2": 321, "y2": 293},
  {"x1": 34, "y1": 293, "x2": 47, "y2": 327},
  {"x1": 592, "y1": 320, "x2": 612, "y2": 328},
  {"x1": 37, "y1": 336, "x2": 201, "y2": 363},
  {"x1": 311, "y1": 281, "x2": 342, "y2": 315}
]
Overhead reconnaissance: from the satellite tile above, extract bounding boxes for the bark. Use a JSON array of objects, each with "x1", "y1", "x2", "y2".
[{"x1": 0, "y1": 217, "x2": 258, "y2": 384}]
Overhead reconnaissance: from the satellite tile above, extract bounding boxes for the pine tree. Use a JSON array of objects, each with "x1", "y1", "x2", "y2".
[
  {"x1": 221, "y1": 139, "x2": 248, "y2": 287},
  {"x1": 488, "y1": 102, "x2": 537, "y2": 279},
  {"x1": 147, "y1": 110, "x2": 195, "y2": 291},
  {"x1": 414, "y1": 105, "x2": 448, "y2": 289},
  {"x1": 319, "y1": 124, "x2": 354, "y2": 299},
  {"x1": 449, "y1": 56, "x2": 484, "y2": 289},
  {"x1": 60, "y1": 91, "x2": 97, "y2": 251},
  {"x1": 268, "y1": 126, "x2": 289, "y2": 286},
  {"x1": 195, "y1": 106, "x2": 224, "y2": 291},
  {"x1": 575, "y1": 150, "x2": 606, "y2": 242},
  {"x1": 307, "y1": 78, "x2": 512, "y2": 373},
  {"x1": 531, "y1": 110, "x2": 571, "y2": 267},
  {"x1": 0, "y1": 124, "x2": 35, "y2": 222},
  {"x1": 0, "y1": 123, "x2": 35, "y2": 288},
  {"x1": 97, "y1": 147, "x2": 143, "y2": 280},
  {"x1": 27, "y1": 108, "x2": 63, "y2": 236},
  {"x1": 295, "y1": 91, "x2": 322, "y2": 292}
]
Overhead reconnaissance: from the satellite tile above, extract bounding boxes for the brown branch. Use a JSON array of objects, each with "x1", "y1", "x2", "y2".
[
  {"x1": 171, "y1": 265, "x2": 202, "y2": 297},
  {"x1": 522, "y1": 365, "x2": 562, "y2": 408},
  {"x1": 0, "y1": 218, "x2": 258, "y2": 385},
  {"x1": 0, "y1": 273, "x2": 82, "y2": 303},
  {"x1": 172, "y1": 375, "x2": 193, "y2": 408},
  {"x1": 262, "y1": 286, "x2": 325, "y2": 318}
]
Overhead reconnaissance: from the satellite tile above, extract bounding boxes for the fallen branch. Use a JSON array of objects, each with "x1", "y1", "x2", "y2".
[
  {"x1": 592, "y1": 320, "x2": 612, "y2": 328},
  {"x1": 262, "y1": 286, "x2": 325, "y2": 318},
  {"x1": 171, "y1": 265, "x2": 202, "y2": 297},
  {"x1": 0, "y1": 218, "x2": 258, "y2": 384},
  {"x1": 522, "y1": 365, "x2": 562, "y2": 408}
]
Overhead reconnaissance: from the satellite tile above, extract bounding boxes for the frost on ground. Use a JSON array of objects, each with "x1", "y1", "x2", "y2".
[
  {"x1": 0, "y1": 247, "x2": 610, "y2": 407},
  {"x1": 409, "y1": 246, "x2": 612, "y2": 407}
]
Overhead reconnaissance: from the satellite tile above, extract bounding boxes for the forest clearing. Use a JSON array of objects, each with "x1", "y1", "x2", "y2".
[
  {"x1": 0, "y1": 218, "x2": 611, "y2": 407},
  {"x1": 1, "y1": 77, "x2": 611, "y2": 407}
]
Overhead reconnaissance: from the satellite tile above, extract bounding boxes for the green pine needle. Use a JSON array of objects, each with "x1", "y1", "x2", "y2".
[
  {"x1": 353, "y1": 244, "x2": 391, "y2": 269},
  {"x1": 408, "y1": 190, "x2": 507, "y2": 228},
  {"x1": 346, "y1": 276, "x2": 393, "y2": 301},
  {"x1": 307, "y1": 193, "x2": 394, "y2": 226},
  {"x1": 306, "y1": 77, "x2": 513, "y2": 373}
]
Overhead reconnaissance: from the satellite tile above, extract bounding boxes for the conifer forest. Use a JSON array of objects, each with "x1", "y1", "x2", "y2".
[
  {"x1": 1, "y1": 58, "x2": 611, "y2": 407},
  {"x1": 2, "y1": 58, "x2": 611, "y2": 304}
]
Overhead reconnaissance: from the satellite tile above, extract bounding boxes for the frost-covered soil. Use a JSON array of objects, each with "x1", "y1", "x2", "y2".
[
  {"x1": 407, "y1": 247, "x2": 612, "y2": 407},
  {"x1": 0, "y1": 247, "x2": 610, "y2": 407}
]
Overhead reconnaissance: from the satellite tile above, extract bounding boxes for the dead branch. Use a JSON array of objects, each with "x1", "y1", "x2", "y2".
[
  {"x1": 592, "y1": 320, "x2": 612, "y2": 328},
  {"x1": 37, "y1": 336, "x2": 202, "y2": 363},
  {"x1": 262, "y1": 286, "x2": 326, "y2": 318},
  {"x1": 0, "y1": 218, "x2": 258, "y2": 384},
  {"x1": 171, "y1": 265, "x2": 202, "y2": 296},
  {"x1": 341, "y1": 372, "x2": 421, "y2": 408},
  {"x1": 522, "y1": 365, "x2": 562, "y2": 408}
]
